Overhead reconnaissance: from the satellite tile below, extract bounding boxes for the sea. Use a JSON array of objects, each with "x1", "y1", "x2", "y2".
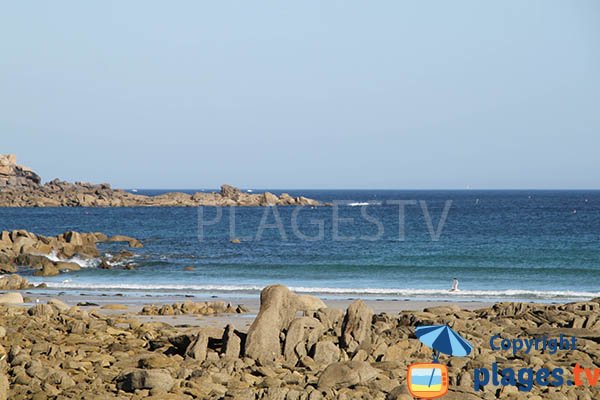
[{"x1": 2, "y1": 190, "x2": 599, "y2": 303}]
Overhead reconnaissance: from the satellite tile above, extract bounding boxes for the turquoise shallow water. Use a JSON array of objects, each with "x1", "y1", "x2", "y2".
[{"x1": 2, "y1": 190, "x2": 599, "y2": 302}]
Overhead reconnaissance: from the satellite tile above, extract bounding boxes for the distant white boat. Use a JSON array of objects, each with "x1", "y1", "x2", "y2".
[
  {"x1": 132, "y1": 189, "x2": 138, "y2": 193},
  {"x1": 247, "y1": 189, "x2": 253, "y2": 192}
]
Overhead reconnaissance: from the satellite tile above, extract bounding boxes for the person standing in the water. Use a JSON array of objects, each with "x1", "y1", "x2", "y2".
[{"x1": 451, "y1": 277, "x2": 459, "y2": 292}]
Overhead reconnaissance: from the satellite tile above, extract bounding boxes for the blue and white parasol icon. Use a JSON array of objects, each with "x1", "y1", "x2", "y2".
[
  {"x1": 415, "y1": 325, "x2": 473, "y2": 389},
  {"x1": 416, "y1": 325, "x2": 472, "y2": 360}
]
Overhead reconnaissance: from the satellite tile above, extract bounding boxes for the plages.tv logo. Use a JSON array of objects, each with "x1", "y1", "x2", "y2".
[{"x1": 407, "y1": 325, "x2": 473, "y2": 399}]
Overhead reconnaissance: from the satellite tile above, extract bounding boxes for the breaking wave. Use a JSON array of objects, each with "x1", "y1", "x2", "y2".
[
  {"x1": 43, "y1": 251, "x2": 101, "y2": 269},
  {"x1": 27, "y1": 281, "x2": 600, "y2": 301}
]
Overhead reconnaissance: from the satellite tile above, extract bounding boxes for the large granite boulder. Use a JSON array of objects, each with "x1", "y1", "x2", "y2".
[
  {"x1": 341, "y1": 300, "x2": 374, "y2": 355},
  {"x1": 244, "y1": 285, "x2": 327, "y2": 365},
  {"x1": 0, "y1": 274, "x2": 31, "y2": 290}
]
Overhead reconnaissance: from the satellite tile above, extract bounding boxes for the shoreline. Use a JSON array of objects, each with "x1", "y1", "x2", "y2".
[
  {"x1": 4, "y1": 289, "x2": 498, "y2": 337},
  {"x1": 17, "y1": 290, "x2": 493, "y2": 330},
  {"x1": 20, "y1": 282, "x2": 597, "y2": 305}
]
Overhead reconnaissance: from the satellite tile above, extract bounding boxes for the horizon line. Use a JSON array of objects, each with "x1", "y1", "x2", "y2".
[{"x1": 117, "y1": 187, "x2": 600, "y2": 192}]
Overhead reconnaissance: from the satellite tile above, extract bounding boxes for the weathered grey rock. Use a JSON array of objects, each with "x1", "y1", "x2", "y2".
[
  {"x1": 260, "y1": 192, "x2": 279, "y2": 206},
  {"x1": 0, "y1": 292, "x2": 23, "y2": 304},
  {"x1": 221, "y1": 184, "x2": 242, "y2": 200},
  {"x1": 34, "y1": 263, "x2": 60, "y2": 276},
  {"x1": 185, "y1": 332, "x2": 209, "y2": 361},
  {"x1": 341, "y1": 300, "x2": 373, "y2": 354},
  {"x1": 296, "y1": 294, "x2": 327, "y2": 312},
  {"x1": 244, "y1": 285, "x2": 328, "y2": 364},
  {"x1": 12, "y1": 236, "x2": 37, "y2": 254},
  {"x1": 317, "y1": 361, "x2": 379, "y2": 390},
  {"x1": 14, "y1": 253, "x2": 52, "y2": 268},
  {"x1": 54, "y1": 261, "x2": 81, "y2": 272},
  {"x1": 0, "y1": 373, "x2": 8, "y2": 400},
  {"x1": 46, "y1": 370, "x2": 76, "y2": 389},
  {"x1": 315, "y1": 307, "x2": 345, "y2": 332},
  {"x1": 0, "y1": 274, "x2": 30, "y2": 290},
  {"x1": 0, "y1": 154, "x2": 41, "y2": 188},
  {"x1": 222, "y1": 324, "x2": 242, "y2": 358},
  {"x1": 284, "y1": 317, "x2": 325, "y2": 365},
  {"x1": 386, "y1": 384, "x2": 412, "y2": 400},
  {"x1": 47, "y1": 298, "x2": 70, "y2": 312},
  {"x1": 27, "y1": 303, "x2": 55, "y2": 318},
  {"x1": 297, "y1": 196, "x2": 320, "y2": 206},
  {"x1": 116, "y1": 369, "x2": 174, "y2": 393},
  {"x1": 138, "y1": 354, "x2": 177, "y2": 369},
  {"x1": 382, "y1": 341, "x2": 410, "y2": 362},
  {"x1": 312, "y1": 340, "x2": 341, "y2": 365}
]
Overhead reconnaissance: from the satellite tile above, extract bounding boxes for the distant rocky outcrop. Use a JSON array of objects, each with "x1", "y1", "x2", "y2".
[
  {"x1": 0, "y1": 154, "x2": 41, "y2": 188},
  {"x1": 0, "y1": 154, "x2": 322, "y2": 207}
]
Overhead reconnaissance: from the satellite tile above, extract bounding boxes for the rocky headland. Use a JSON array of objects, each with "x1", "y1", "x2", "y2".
[
  {"x1": 0, "y1": 154, "x2": 321, "y2": 207},
  {"x1": 0, "y1": 284, "x2": 598, "y2": 399},
  {"x1": 0, "y1": 229, "x2": 142, "y2": 279}
]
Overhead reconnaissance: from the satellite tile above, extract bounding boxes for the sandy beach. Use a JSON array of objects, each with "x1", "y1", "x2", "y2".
[{"x1": 18, "y1": 290, "x2": 494, "y2": 329}]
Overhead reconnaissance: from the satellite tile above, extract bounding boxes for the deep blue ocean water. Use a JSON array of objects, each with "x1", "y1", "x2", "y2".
[{"x1": 1, "y1": 190, "x2": 599, "y2": 302}]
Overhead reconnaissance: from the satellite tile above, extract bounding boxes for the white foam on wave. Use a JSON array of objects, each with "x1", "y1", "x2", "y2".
[
  {"x1": 346, "y1": 201, "x2": 383, "y2": 206},
  {"x1": 28, "y1": 281, "x2": 600, "y2": 300},
  {"x1": 102, "y1": 253, "x2": 136, "y2": 268},
  {"x1": 43, "y1": 251, "x2": 101, "y2": 269}
]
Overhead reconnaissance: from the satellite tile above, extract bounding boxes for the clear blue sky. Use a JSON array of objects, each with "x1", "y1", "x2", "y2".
[{"x1": 2, "y1": 1, "x2": 599, "y2": 189}]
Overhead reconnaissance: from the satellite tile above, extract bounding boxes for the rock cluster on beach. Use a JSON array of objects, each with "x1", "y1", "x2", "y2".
[
  {"x1": 0, "y1": 154, "x2": 321, "y2": 207},
  {"x1": 0, "y1": 284, "x2": 598, "y2": 399},
  {"x1": 140, "y1": 302, "x2": 249, "y2": 316},
  {"x1": 0, "y1": 229, "x2": 142, "y2": 279}
]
